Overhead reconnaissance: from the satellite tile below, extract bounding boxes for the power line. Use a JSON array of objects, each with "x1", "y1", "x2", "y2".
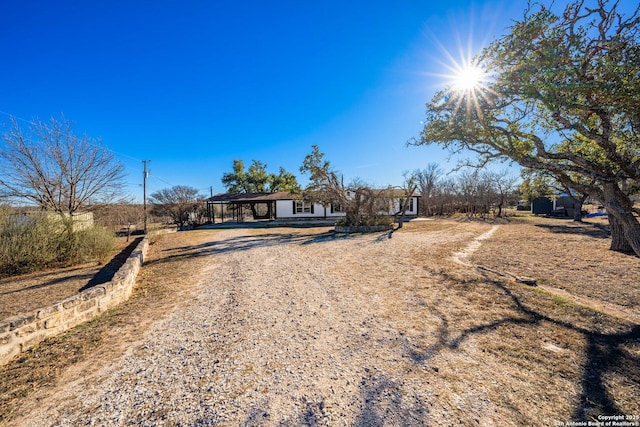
[
  {"x1": 148, "y1": 173, "x2": 174, "y2": 187},
  {"x1": 0, "y1": 110, "x2": 35, "y2": 125},
  {"x1": 0, "y1": 110, "x2": 143, "y2": 163}
]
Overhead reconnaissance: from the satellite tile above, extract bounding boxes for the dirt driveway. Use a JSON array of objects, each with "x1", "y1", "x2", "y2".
[{"x1": 7, "y1": 221, "x2": 640, "y2": 426}]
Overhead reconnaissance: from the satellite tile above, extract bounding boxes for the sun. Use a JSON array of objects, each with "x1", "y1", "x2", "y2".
[
  {"x1": 434, "y1": 56, "x2": 493, "y2": 117},
  {"x1": 453, "y1": 64, "x2": 485, "y2": 92}
]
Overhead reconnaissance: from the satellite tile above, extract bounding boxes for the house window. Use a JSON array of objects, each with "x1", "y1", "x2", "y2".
[
  {"x1": 331, "y1": 203, "x2": 344, "y2": 213},
  {"x1": 397, "y1": 198, "x2": 414, "y2": 212},
  {"x1": 295, "y1": 201, "x2": 312, "y2": 213}
]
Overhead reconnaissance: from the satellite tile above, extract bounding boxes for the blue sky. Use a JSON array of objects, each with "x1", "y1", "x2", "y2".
[{"x1": 1, "y1": 1, "x2": 535, "y2": 201}]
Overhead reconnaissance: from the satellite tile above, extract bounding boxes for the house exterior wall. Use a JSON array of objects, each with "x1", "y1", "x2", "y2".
[
  {"x1": 274, "y1": 197, "x2": 419, "y2": 219},
  {"x1": 275, "y1": 200, "x2": 343, "y2": 219},
  {"x1": 394, "y1": 197, "x2": 419, "y2": 216}
]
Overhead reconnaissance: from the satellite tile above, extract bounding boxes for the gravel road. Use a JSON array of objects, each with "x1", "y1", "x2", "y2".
[{"x1": 16, "y1": 227, "x2": 482, "y2": 426}]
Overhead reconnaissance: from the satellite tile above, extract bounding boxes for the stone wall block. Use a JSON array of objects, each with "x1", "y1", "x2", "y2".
[
  {"x1": 37, "y1": 304, "x2": 61, "y2": 320},
  {"x1": 0, "y1": 344, "x2": 20, "y2": 363},
  {"x1": 9, "y1": 313, "x2": 37, "y2": 330},
  {"x1": 78, "y1": 299, "x2": 98, "y2": 313},
  {"x1": 44, "y1": 316, "x2": 60, "y2": 329},
  {"x1": 15, "y1": 324, "x2": 38, "y2": 337},
  {"x1": 62, "y1": 297, "x2": 80, "y2": 310}
]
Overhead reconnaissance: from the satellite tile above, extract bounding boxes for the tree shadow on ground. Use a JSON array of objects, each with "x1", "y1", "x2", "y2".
[
  {"x1": 79, "y1": 237, "x2": 143, "y2": 291},
  {"x1": 144, "y1": 231, "x2": 357, "y2": 268},
  {"x1": 0, "y1": 272, "x2": 95, "y2": 296},
  {"x1": 404, "y1": 269, "x2": 639, "y2": 422},
  {"x1": 354, "y1": 374, "x2": 428, "y2": 426},
  {"x1": 534, "y1": 222, "x2": 610, "y2": 239}
]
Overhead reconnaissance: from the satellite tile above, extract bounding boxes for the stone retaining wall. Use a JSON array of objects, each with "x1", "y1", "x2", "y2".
[{"x1": 0, "y1": 237, "x2": 149, "y2": 366}]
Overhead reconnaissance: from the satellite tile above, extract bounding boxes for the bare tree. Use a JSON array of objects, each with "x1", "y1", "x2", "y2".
[
  {"x1": 395, "y1": 171, "x2": 418, "y2": 228},
  {"x1": 415, "y1": 163, "x2": 443, "y2": 217},
  {"x1": 149, "y1": 185, "x2": 204, "y2": 228},
  {"x1": 489, "y1": 170, "x2": 518, "y2": 218},
  {"x1": 0, "y1": 116, "x2": 125, "y2": 215},
  {"x1": 300, "y1": 145, "x2": 391, "y2": 227},
  {"x1": 432, "y1": 177, "x2": 458, "y2": 216},
  {"x1": 458, "y1": 171, "x2": 482, "y2": 217}
]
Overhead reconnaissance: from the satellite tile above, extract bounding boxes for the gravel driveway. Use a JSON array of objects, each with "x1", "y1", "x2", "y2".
[{"x1": 17, "y1": 226, "x2": 488, "y2": 426}]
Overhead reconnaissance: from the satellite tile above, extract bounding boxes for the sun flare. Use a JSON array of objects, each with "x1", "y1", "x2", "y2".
[
  {"x1": 434, "y1": 56, "x2": 493, "y2": 117},
  {"x1": 453, "y1": 65, "x2": 485, "y2": 92}
]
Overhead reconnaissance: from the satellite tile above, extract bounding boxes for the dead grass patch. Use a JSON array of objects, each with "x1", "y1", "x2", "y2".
[
  {"x1": 471, "y1": 215, "x2": 639, "y2": 311},
  {"x1": 404, "y1": 217, "x2": 639, "y2": 423}
]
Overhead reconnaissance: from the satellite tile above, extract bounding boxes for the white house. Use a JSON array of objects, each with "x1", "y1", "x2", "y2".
[{"x1": 206, "y1": 191, "x2": 420, "y2": 222}]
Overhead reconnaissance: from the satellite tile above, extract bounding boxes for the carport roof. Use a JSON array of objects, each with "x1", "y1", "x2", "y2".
[{"x1": 206, "y1": 192, "x2": 295, "y2": 203}]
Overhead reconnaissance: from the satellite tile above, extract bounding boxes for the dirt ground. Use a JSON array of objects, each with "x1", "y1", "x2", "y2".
[
  {"x1": 0, "y1": 237, "x2": 139, "y2": 320},
  {"x1": 0, "y1": 217, "x2": 638, "y2": 426}
]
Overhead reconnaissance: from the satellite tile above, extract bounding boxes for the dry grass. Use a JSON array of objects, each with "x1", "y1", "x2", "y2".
[
  {"x1": 471, "y1": 215, "x2": 639, "y2": 313},
  {"x1": 0, "y1": 237, "x2": 138, "y2": 320},
  {"x1": 402, "y1": 217, "x2": 639, "y2": 423},
  {"x1": 0, "y1": 218, "x2": 639, "y2": 425}
]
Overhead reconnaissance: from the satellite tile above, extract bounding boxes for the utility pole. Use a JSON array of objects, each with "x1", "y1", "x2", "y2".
[{"x1": 143, "y1": 160, "x2": 150, "y2": 234}]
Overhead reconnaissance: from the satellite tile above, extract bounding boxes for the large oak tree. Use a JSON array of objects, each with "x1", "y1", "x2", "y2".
[
  {"x1": 221, "y1": 159, "x2": 300, "y2": 219},
  {"x1": 415, "y1": 0, "x2": 640, "y2": 255},
  {"x1": 221, "y1": 159, "x2": 300, "y2": 194}
]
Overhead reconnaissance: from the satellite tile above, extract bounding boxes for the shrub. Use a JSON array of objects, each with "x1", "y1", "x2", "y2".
[
  {"x1": 0, "y1": 208, "x2": 116, "y2": 277},
  {"x1": 73, "y1": 226, "x2": 116, "y2": 264},
  {"x1": 0, "y1": 210, "x2": 61, "y2": 277},
  {"x1": 335, "y1": 215, "x2": 393, "y2": 227}
]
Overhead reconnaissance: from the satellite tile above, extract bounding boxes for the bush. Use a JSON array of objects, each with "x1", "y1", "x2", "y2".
[
  {"x1": 0, "y1": 210, "x2": 61, "y2": 277},
  {"x1": 0, "y1": 208, "x2": 116, "y2": 277},
  {"x1": 72, "y1": 226, "x2": 116, "y2": 264},
  {"x1": 335, "y1": 215, "x2": 393, "y2": 227}
]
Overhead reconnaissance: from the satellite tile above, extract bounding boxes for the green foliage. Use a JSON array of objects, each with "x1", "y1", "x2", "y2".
[
  {"x1": 247, "y1": 160, "x2": 269, "y2": 192},
  {"x1": 268, "y1": 167, "x2": 301, "y2": 193},
  {"x1": 299, "y1": 145, "x2": 342, "y2": 205},
  {"x1": 221, "y1": 160, "x2": 249, "y2": 193},
  {"x1": 222, "y1": 160, "x2": 300, "y2": 193},
  {"x1": 418, "y1": 0, "x2": 640, "y2": 187},
  {"x1": 519, "y1": 173, "x2": 552, "y2": 204}
]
